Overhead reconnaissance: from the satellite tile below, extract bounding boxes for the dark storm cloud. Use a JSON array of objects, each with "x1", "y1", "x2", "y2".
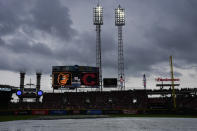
[
  {"x1": 4, "y1": 39, "x2": 53, "y2": 56},
  {"x1": 31, "y1": 0, "x2": 76, "y2": 40},
  {"x1": 0, "y1": 38, "x2": 55, "y2": 73},
  {"x1": 122, "y1": 0, "x2": 197, "y2": 77},
  {"x1": 0, "y1": 38, "x2": 5, "y2": 46},
  {"x1": 0, "y1": 1, "x2": 22, "y2": 35},
  {"x1": 0, "y1": 0, "x2": 77, "y2": 73},
  {"x1": 0, "y1": 0, "x2": 197, "y2": 79},
  {"x1": 0, "y1": 0, "x2": 76, "y2": 39}
]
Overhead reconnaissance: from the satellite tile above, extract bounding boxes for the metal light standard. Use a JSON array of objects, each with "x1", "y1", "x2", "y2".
[
  {"x1": 115, "y1": 5, "x2": 125, "y2": 90},
  {"x1": 93, "y1": 4, "x2": 103, "y2": 91}
]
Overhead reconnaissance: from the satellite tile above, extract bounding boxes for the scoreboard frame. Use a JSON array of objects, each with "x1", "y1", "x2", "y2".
[{"x1": 52, "y1": 66, "x2": 99, "y2": 89}]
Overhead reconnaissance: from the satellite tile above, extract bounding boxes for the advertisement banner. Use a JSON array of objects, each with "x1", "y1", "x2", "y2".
[
  {"x1": 32, "y1": 110, "x2": 48, "y2": 115},
  {"x1": 49, "y1": 110, "x2": 67, "y2": 115},
  {"x1": 86, "y1": 110, "x2": 102, "y2": 115}
]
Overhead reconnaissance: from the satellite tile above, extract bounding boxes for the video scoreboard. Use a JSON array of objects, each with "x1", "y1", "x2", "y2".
[
  {"x1": 103, "y1": 78, "x2": 117, "y2": 88},
  {"x1": 52, "y1": 65, "x2": 99, "y2": 89}
]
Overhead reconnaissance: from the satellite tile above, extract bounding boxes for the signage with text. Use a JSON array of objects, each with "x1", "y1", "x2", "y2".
[{"x1": 155, "y1": 78, "x2": 180, "y2": 82}]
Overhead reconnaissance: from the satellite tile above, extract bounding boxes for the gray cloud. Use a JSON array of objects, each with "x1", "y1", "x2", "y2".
[
  {"x1": 0, "y1": 0, "x2": 197, "y2": 80},
  {"x1": 121, "y1": 0, "x2": 197, "y2": 77},
  {"x1": 0, "y1": 0, "x2": 78, "y2": 73},
  {"x1": 30, "y1": 0, "x2": 76, "y2": 40}
]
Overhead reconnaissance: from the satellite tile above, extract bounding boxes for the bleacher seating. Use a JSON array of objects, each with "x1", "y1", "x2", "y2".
[{"x1": 41, "y1": 90, "x2": 148, "y2": 110}]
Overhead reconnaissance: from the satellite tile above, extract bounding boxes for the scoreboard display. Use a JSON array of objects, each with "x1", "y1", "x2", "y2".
[
  {"x1": 52, "y1": 66, "x2": 99, "y2": 89},
  {"x1": 103, "y1": 78, "x2": 117, "y2": 88}
]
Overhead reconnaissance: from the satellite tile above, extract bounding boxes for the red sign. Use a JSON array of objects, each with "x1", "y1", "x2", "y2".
[
  {"x1": 156, "y1": 78, "x2": 180, "y2": 82},
  {"x1": 81, "y1": 73, "x2": 98, "y2": 86}
]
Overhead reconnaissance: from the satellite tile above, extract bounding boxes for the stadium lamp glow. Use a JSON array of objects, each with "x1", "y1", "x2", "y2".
[
  {"x1": 115, "y1": 5, "x2": 125, "y2": 26},
  {"x1": 93, "y1": 5, "x2": 103, "y2": 25},
  {"x1": 16, "y1": 90, "x2": 22, "y2": 96},
  {"x1": 37, "y1": 90, "x2": 43, "y2": 96}
]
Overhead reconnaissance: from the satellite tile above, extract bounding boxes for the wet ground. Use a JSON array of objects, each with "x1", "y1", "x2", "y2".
[{"x1": 0, "y1": 117, "x2": 197, "y2": 131}]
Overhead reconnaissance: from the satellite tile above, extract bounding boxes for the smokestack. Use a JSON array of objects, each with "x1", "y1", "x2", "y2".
[
  {"x1": 20, "y1": 72, "x2": 25, "y2": 91},
  {"x1": 36, "y1": 72, "x2": 42, "y2": 90}
]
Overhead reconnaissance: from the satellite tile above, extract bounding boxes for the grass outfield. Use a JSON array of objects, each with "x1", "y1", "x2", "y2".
[
  {"x1": 0, "y1": 115, "x2": 39, "y2": 122},
  {"x1": 1, "y1": 114, "x2": 197, "y2": 122},
  {"x1": 0, "y1": 115, "x2": 109, "y2": 122}
]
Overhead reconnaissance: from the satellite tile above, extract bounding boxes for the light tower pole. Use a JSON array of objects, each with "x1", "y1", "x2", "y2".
[
  {"x1": 93, "y1": 4, "x2": 103, "y2": 91},
  {"x1": 115, "y1": 5, "x2": 125, "y2": 90}
]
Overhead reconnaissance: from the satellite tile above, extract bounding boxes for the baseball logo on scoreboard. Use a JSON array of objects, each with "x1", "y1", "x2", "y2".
[{"x1": 53, "y1": 72, "x2": 72, "y2": 87}]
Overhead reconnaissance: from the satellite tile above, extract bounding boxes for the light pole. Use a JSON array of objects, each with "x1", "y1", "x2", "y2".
[
  {"x1": 93, "y1": 4, "x2": 103, "y2": 91},
  {"x1": 115, "y1": 5, "x2": 125, "y2": 90}
]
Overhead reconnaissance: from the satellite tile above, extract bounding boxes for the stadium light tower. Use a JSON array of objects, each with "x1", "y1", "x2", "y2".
[
  {"x1": 93, "y1": 3, "x2": 103, "y2": 91},
  {"x1": 115, "y1": 5, "x2": 125, "y2": 90}
]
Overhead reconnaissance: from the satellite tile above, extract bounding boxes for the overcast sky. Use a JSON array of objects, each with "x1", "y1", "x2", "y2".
[{"x1": 0, "y1": 0, "x2": 197, "y2": 90}]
